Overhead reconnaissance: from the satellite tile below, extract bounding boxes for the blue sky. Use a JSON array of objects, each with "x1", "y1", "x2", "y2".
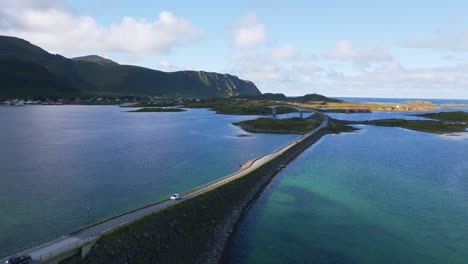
[{"x1": 2, "y1": 0, "x2": 468, "y2": 98}]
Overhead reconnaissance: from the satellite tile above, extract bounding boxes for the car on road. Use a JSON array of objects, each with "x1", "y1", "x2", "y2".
[
  {"x1": 5, "y1": 255, "x2": 32, "y2": 264},
  {"x1": 170, "y1": 193, "x2": 180, "y2": 200}
]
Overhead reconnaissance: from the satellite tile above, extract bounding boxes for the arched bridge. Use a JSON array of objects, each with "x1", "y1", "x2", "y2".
[{"x1": 265, "y1": 105, "x2": 316, "y2": 118}]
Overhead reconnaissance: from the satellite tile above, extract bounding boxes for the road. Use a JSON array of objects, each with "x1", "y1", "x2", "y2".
[{"x1": 1, "y1": 112, "x2": 328, "y2": 263}]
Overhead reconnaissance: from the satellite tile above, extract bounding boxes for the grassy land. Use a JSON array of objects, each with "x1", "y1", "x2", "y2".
[
  {"x1": 128, "y1": 107, "x2": 186, "y2": 112},
  {"x1": 415, "y1": 111, "x2": 468, "y2": 123},
  {"x1": 359, "y1": 119, "x2": 466, "y2": 134},
  {"x1": 318, "y1": 108, "x2": 372, "y2": 113},
  {"x1": 327, "y1": 118, "x2": 360, "y2": 133},
  {"x1": 183, "y1": 96, "x2": 454, "y2": 116},
  {"x1": 184, "y1": 99, "x2": 298, "y2": 115},
  {"x1": 295, "y1": 100, "x2": 440, "y2": 112},
  {"x1": 335, "y1": 112, "x2": 468, "y2": 134},
  {"x1": 233, "y1": 117, "x2": 321, "y2": 134},
  {"x1": 123, "y1": 102, "x2": 178, "y2": 108}
]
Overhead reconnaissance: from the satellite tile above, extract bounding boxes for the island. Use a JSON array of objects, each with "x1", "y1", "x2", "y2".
[
  {"x1": 334, "y1": 111, "x2": 468, "y2": 134},
  {"x1": 233, "y1": 117, "x2": 321, "y2": 134},
  {"x1": 127, "y1": 107, "x2": 186, "y2": 113}
]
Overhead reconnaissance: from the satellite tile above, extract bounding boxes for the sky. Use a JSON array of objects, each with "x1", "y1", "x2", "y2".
[{"x1": 1, "y1": 0, "x2": 468, "y2": 99}]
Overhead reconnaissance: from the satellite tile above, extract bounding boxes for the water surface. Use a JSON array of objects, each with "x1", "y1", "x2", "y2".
[
  {"x1": 227, "y1": 123, "x2": 468, "y2": 263},
  {"x1": 0, "y1": 105, "x2": 297, "y2": 257}
]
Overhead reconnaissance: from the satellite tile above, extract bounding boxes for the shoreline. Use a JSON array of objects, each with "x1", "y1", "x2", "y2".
[
  {"x1": 219, "y1": 139, "x2": 314, "y2": 262},
  {"x1": 82, "y1": 115, "x2": 331, "y2": 263},
  {"x1": 207, "y1": 127, "x2": 331, "y2": 263}
]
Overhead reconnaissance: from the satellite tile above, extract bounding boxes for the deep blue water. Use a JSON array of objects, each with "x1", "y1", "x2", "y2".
[{"x1": 0, "y1": 106, "x2": 297, "y2": 257}]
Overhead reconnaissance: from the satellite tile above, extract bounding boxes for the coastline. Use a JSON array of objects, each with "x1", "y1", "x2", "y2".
[
  {"x1": 82, "y1": 116, "x2": 332, "y2": 263},
  {"x1": 204, "y1": 128, "x2": 330, "y2": 263}
]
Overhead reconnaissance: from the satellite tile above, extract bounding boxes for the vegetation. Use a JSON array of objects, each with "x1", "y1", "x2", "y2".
[
  {"x1": 326, "y1": 118, "x2": 360, "y2": 133},
  {"x1": 184, "y1": 98, "x2": 298, "y2": 115},
  {"x1": 122, "y1": 102, "x2": 178, "y2": 108},
  {"x1": 361, "y1": 119, "x2": 466, "y2": 134},
  {"x1": 83, "y1": 142, "x2": 302, "y2": 263},
  {"x1": 128, "y1": 107, "x2": 186, "y2": 112},
  {"x1": 0, "y1": 59, "x2": 79, "y2": 99},
  {"x1": 318, "y1": 108, "x2": 371, "y2": 113},
  {"x1": 73, "y1": 55, "x2": 119, "y2": 66},
  {"x1": 0, "y1": 36, "x2": 260, "y2": 98},
  {"x1": 294, "y1": 100, "x2": 439, "y2": 112},
  {"x1": 335, "y1": 112, "x2": 468, "y2": 134},
  {"x1": 83, "y1": 116, "x2": 342, "y2": 263},
  {"x1": 235, "y1": 93, "x2": 342, "y2": 103},
  {"x1": 234, "y1": 117, "x2": 321, "y2": 134},
  {"x1": 415, "y1": 111, "x2": 468, "y2": 123}
]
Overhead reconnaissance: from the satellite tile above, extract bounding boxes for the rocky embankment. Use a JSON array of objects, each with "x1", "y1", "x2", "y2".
[{"x1": 82, "y1": 128, "x2": 329, "y2": 264}]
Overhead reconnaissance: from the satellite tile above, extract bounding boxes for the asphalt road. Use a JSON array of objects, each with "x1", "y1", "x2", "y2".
[{"x1": 1, "y1": 112, "x2": 328, "y2": 263}]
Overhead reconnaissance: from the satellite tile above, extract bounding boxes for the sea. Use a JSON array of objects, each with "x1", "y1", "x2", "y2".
[
  {"x1": 1, "y1": 101, "x2": 467, "y2": 263},
  {"x1": 225, "y1": 105, "x2": 468, "y2": 264},
  {"x1": 0, "y1": 106, "x2": 296, "y2": 257}
]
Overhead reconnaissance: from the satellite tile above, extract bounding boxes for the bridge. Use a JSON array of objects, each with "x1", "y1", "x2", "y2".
[
  {"x1": 264, "y1": 104, "x2": 316, "y2": 118},
  {"x1": 1, "y1": 112, "x2": 328, "y2": 264}
]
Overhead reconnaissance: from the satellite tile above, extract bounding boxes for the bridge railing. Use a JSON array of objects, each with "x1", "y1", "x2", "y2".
[{"x1": 38, "y1": 236, "x2": 99, "y2": 262}]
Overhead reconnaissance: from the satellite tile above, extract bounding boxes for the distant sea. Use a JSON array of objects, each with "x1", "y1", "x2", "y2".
[{"x1": 334, "y1": 97, "x2": 468, "y2": 104}]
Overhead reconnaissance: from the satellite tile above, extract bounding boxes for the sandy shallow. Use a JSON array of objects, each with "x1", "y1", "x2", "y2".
[{"x1": 440, "y1": 132, "x2": 468, "y2": 140}]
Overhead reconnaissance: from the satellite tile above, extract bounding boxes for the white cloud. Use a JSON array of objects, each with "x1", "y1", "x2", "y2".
[
  {"x1": 158, "y1": 60, "x2": 174, "y2": 72},
  {"x1": 404, "y1": 30, "x2": 468, "y2": 52},
  {"x1": 319, "y1": 60, "x2": 468, "y2": 98},
  {"x1": 230, "y1": 44, "x2": 322, "y2": 95},
  {"x1": 323, "y1": 40, "x2": 393, "y2": 66},
  {"x1": 270, "y1": 44, "x2": 300, "y2": 60},
  {"x1": 230, "y1": 13, "x2": 267, "y2": 48},
  {"x1": 0, "y1": 1, "x2": 203, "y2": 57}
]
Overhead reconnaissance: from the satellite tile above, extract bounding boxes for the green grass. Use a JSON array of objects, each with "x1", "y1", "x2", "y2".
[
  {"x1": 345, "y1": 118, "x2": 467, "y2": 134},
  {"x1": 415, "y1": 111, "x2": 468, "y2": 123},
  {"x1": 234, "y1": 117, "x2": 321, "y2": 134},
  {"x1": 330, "y1": 112, "x2": 468, "y2": 134},
  {"x1": 127, "y1": 107, "x2": 186, "y2": 112},
  {"x1": 184, "y1": 99, "x2": 298, "y2": 115},
  {"x1": 124, "y1": 102, "x2": 178, "y2": 108}
]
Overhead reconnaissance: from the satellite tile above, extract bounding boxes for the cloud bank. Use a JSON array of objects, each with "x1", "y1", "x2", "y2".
[
  {"x1": 230, "y1": 13, "x2": 267, "y2": 48},
  {"x1": 0, "y1": 0, "x2": 203, "y2": 56}
]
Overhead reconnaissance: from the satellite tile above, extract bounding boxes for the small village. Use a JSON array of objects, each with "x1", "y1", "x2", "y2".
[{"x1": 1, "y1": 96, "x2": 202, "y2": 107}]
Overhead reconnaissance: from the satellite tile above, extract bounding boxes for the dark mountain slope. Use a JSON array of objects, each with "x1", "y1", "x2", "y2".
[
  {"x1": 0, "y1": 36, "x2": 261, "y2": 98},
  {"x1": 0, "y1": 59, "x2": 78, "y2": 98}
]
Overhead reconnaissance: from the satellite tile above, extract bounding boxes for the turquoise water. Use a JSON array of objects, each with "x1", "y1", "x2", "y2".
[
  {"x1": 0, "y1": 106, "x2": 297, "y2": 257},
  {"x1": 226, "y1": 126, "x2": 468, "y2": 263}
]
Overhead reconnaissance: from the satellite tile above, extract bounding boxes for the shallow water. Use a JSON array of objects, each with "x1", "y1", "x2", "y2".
[
  {"x1": 0, "y1": 106, "x2": 297, "y2": 257},
  {"x1": 226, "y1": 125, "x2": 468, "y2": 264}
]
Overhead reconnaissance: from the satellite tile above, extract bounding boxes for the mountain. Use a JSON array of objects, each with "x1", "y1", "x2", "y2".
[
  {"x1": 73, "y1": 55, "x2": 119, "y2": 66},
  {"x1": 0, "y1": 36, "x2": 261, "y2": 99}
]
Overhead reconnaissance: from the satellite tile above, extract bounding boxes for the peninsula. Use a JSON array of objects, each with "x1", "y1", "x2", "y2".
[
  {"x1": 127, "y1": 107, "x2": 186, "y2": 112},
  {"x1": 342, "y1": 111, "x2": 468, "y2": 134}
]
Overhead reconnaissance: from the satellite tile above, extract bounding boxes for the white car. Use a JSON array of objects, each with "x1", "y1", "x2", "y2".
[{"x1": 170, "y1": 193, "x2": 180, "y2": 200}]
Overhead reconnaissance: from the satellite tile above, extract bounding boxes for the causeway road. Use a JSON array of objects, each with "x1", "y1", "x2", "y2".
[{"x1": 1, "y1": 112, "x2": 328, "y2": 263}]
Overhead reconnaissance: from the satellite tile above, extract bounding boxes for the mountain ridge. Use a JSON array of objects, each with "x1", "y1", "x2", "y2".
[{"x1": 0, "y1": 35, "x2": 261, "y2": 98}]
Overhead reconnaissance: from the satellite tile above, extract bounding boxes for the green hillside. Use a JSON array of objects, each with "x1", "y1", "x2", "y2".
[
  {"x1": 0, "y1": 59, "x2": 79, "y2": 98},
  {"x1": 0, "y1": 36, "x2": 261, "y2": 98}
]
